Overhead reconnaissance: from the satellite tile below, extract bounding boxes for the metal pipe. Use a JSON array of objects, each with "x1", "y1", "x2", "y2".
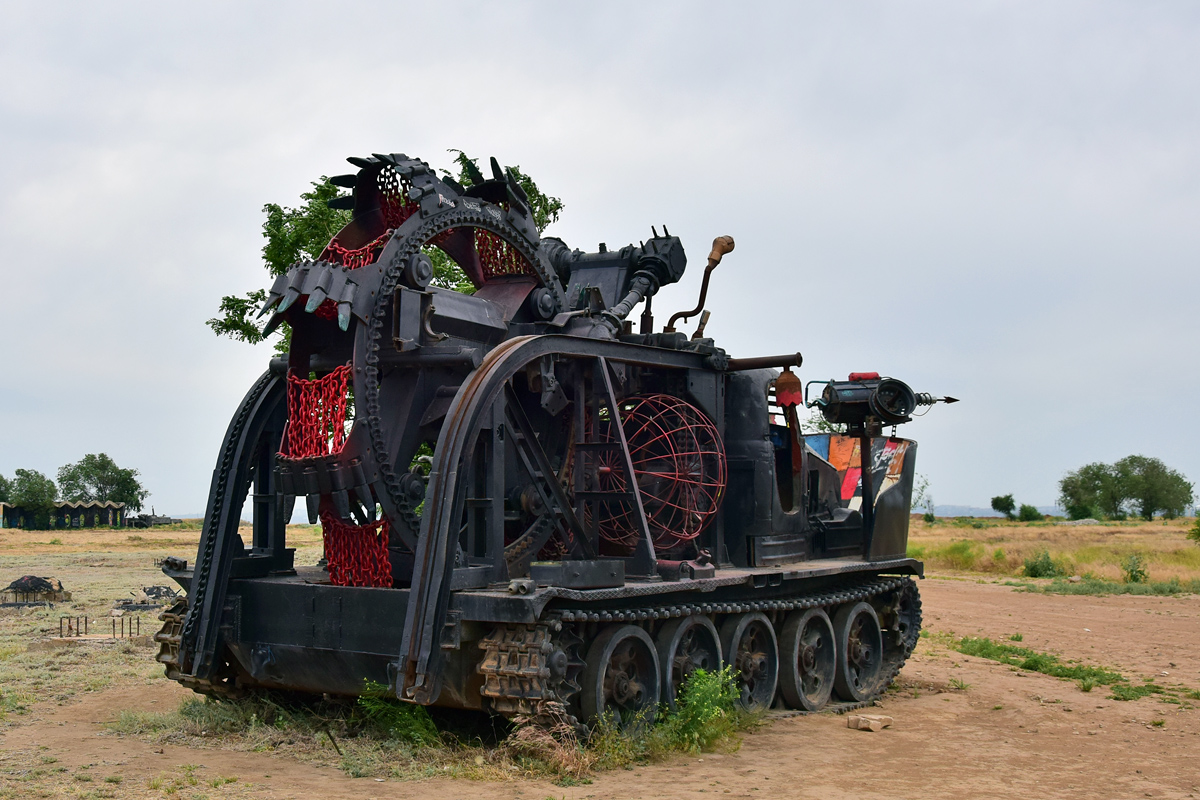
[
  {"x1": 664, "y1": 236, "x2": 734, "y2": 332},
  {"x1": 725, "y1": 352, "x2": 804, "y2": 372}
]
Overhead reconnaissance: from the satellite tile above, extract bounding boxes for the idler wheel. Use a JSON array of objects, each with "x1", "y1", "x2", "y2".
[
  {"x1": 832, "y1": 601, "x2": 884, "y2": 702},
  {"x1": 719, "y1": 611, "x2": 779, "y2": 711},
  {"x1": 655, "y1": 615, "x2": 722, "y2": 710},
  {"x1": 581, "y1": 624, "x2": 661, "y2": 729},
  {"x1": 778, "y1": 607, "x2": 836, "y2": 711}
]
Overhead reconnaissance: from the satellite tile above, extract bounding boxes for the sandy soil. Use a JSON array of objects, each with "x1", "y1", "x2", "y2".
[{"x1": 2, "y1": 578, "x2": 1198, "y2": 800}]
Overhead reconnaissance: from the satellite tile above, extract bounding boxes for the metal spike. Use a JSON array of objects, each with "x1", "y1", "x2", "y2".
[
  {"x1": 276, "y1": 286, "x2": 301, "y2": 314},
  {"x1": 305, "y1": 286, "x2": 328, "y2": 313},
  {"x1": 332, "y1": 489, "x2": 351, "y2": 521},
  {"x1": 326, "y1": 195, "x2": 355, "y2": 210},
  {"x1": 306, "y1": 494, "x2": 320, "y2": 525},
  {"x1": 505, "y1": 168, "x2": 529, "y2": 203},
  {"x1": 260, "y1": 313, "x2": 283, "y2": 339},
  {"x1": 371, "y1": 153, "x2": 397, "y2": 165},
  {"x1": 663, "y1": 225, "x2": 670, "y2": 236},
  {"x1": 336, "y1": 302, "x2": 351, "y2": 331},
  {"x1": 652, "y1": 226, "x2": 659, "y2": 238},
  {"x1": 328, "y1": 174, "x2": 357, "y2": 188},
  {"x1": 256, "y1": 292, "x2": 281, "y2": 319},
  {"x1": 282, "y1": 494, "x2": 296, "y2": 524},
  {"x1": 353, "y1": 485, "x2": 376, "y2": 522},
  {"x1": 463, "y1": 158, "x2": 485, "y2": 186},
  {"x1": 489, "y1": 156, "x2": 505, "y2": 182},
  {"x1": 346, "y1": 156, "x2": 377, "y2": 169}
]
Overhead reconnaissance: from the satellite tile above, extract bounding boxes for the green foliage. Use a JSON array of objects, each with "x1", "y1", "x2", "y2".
[
  {"x1": 355, "y1": 682, "x2": 438, "y2": 746},
  {"x1": 1109, "y1": 683, "x2": 1170, "y2": 701},
  {"x1": 56, "y1": 453, "x2": 148, "y2": 512},
  {"x1": 1019, "y1": 575, "x2": 1200, "y2": 596},
  {"x1": 911, "y1": 474, "x2": 933, "y2": 517},
  {"x1": 990, "y1": 494, "x2": 1015, "y2": 520},
  {"x1": 923, "y1": 512, "x2": 936, "y2": 523},
  {"x1": 10, "y1": 469, "x2": 57, "y2": 528},
  {"x1": 0, "y1": 472, "x2": 9, "y2": 504},
  {"x1": 1059, "y1": 457, "x2": 1193, "y2": 520},
  {"x1": 650, "y1": 667, "x2": 742, "y2": 754},
  {"x1": 1017, "y1": 503, "x2": 1043, "y2": 522},
  {"x1": 1023, "y1": 549, "x2": 1063, "y2": 578},
  {"x1": 951, "y1": 636, "x2": 1124, "y2": 686},
  {"x1": 1116, "y1": 455, "x2": 1194, "y2": 520},
  {"x1": 802, "y1": 409, "x2": 845, "y2": 435},
  {"x1": 1121, "y1": 553, "x2": 1148, "y2": 584},
  {"x1": 209, "y1": 153, "x2": 564, "y2": 351},
  {"x1": 1189, "y1": 518, "x2": 1200, "y2": 545},
  {"x1": 206, "y1": 288, "x2": 269, "y2": 345}
]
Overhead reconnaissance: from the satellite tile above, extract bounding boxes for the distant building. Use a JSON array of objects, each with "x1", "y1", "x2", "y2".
[{"x1": 0, "y1": 501, "x2": 126, "y2": 529}]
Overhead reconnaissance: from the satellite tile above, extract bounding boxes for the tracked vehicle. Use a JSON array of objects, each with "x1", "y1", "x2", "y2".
[{"x1": 157, "y1": 151, "x2": 953, "y2": 723}]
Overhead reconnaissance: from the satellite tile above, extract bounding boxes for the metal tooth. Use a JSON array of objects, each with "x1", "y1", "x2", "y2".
[
  {"x1": 282, "y1": 494, "x2": 296, "y2": 523},
  {"x1": 353, "y1": 485, "x2": 375, "y2": 522},
  {"x1": 462, "y1": 158, "x2": 484, "y2": 186},
  {"x1": 306, "y1": 494, "x2": 320, "y2": 525},
  {"x1": 329, "y1": 174, "x2": 357, "y2": 188},
  {"x1": 260, "y1": 313, "x2": 283, "y2": 339},
  {"x1": 489, "y1": 156, "x2": 505, "y2": 182},
  {"x1": 276, "y1": 286, "x2": 301, "y2": 314},
  {"x1": 304, "y1": 268, "x2": 335, "y2": 313},
  {"x1": 371, "y1": 153, "x2": 397, "y2": 165},
  {"x1": 346, "y1": 156, "x2": 378, "y2": 169}
]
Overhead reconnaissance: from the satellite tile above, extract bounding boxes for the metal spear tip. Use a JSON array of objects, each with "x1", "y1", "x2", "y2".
[{"x1": 942, "y1": 396, "x2": 960, "y2": 404}]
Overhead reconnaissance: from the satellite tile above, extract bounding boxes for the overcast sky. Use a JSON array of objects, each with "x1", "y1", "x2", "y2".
[{"x1": 1, "y1": 2, "x2": 1197, "y2": 515}]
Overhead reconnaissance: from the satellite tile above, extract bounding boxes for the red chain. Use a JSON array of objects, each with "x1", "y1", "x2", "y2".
[
  {"x1": 321, "y1": 510, "x2": 392, "y2": 587},
  {"x1": 475, "y1": 229, "x2": 533, "y2": 278},
  {"x1": 279, "y1": 364, "x2": 352, "y2": 459},
  {"x1": 320, "y1": 168, "x2": 417, "y2": 270}
]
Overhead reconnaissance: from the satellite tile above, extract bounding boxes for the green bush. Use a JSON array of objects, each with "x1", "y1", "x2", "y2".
[
  {"x1": 1023, "y1": 550, "x2": 1062, "y2": 578},
  {"x1": 650, "y1": 666, "x2": 742, "y2": 754},
  {"x1": 1121, "y1": 554, "x2": 1148, "y2": 584},
  {"x1": 1017, "y1": 504, "x2": 1043, "y2": 522},
  {"x1": 922, "y1": 512, "x2": 936, "y2": 523},
  {"x1": 1188, "y1": 519, "x2": 1200, "y2": 544}
]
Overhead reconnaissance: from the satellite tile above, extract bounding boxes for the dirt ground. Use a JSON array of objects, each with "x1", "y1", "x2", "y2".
[{"x1": 3, "y1": 577, "x2": 1199, "y2": 800}]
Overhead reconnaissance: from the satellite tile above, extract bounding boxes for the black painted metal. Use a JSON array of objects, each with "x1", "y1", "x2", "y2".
[{"x1": 164, "y1": 149, "x2": 950, "y2": 716}]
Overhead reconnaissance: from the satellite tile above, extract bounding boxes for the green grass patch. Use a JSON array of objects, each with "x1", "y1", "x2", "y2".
[
  {"x1": 109, "y1": 669, "x2": 755, "y2": 782},
  {"x1": 1020, "y1": 577, "x2": 1200, "y2": 596},
  {"x1": 951, "y1": 636, "x2": 1123, "y2": 686}
]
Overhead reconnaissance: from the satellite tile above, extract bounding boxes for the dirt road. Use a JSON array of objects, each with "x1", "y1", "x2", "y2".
[{"x1": 2, "y1": 578, "x2": 1198, "y2": 800}]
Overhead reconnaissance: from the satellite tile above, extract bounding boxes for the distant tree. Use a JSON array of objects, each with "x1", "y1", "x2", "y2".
[
  {"x1": 1017, "y1": 503, "x2": 1043, "y2": 522},
  {"x1": 802, "y1": 408, "x2": 845, "y2": 435},
  {"x1": 10, "y1": 469, "x2": 58, "y2": 529},
  {"x1": 207, "y1": 151, "x2": 563, "y2": 352},
  {"x1": 1058, "y1": 462, "x2": 1128, "y2": 520},
  {"x1": 1115, "y1": 455, "x2": 1194, "y2": 521},
  {"x1": 990, "y1": 494, "x2": 1016, "y2": 520},
  {"x1": 57, "y1": 453, "x2": 149, "y2": 512},
  {"x1": 1059, "y1": 457, "x2": 1193, "y2": 520},
  {"x1": 0, "y1": 472, "x2": 10, "y2": 503}
]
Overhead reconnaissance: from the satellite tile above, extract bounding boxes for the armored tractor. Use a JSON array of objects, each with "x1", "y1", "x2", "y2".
[{"x1": 157, "y1": 151, "x2": 951, "y2": 724}]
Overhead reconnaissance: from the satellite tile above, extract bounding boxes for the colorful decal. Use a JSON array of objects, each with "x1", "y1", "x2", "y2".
[{"x1": 823, "y1": 435, "x2": 909, "y2": 511}]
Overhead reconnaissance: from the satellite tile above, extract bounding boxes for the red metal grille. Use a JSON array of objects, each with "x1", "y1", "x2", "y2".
[
  {"x1": 321, "y1": 510, "x2": 392, "y2": 587},
  {"x1": 279, "y1": 364, "x2": 352, "y2": 460},
  {"x1": 590, "y1": 395, "x2": 726, "y2": 554}
]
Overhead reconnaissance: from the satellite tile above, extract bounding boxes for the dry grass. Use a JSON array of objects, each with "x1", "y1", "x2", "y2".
[{"x1": 908, "y1": 517, "x2": 1200, "y2": 582}]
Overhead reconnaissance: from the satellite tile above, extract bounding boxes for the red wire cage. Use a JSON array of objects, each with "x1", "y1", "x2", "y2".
[{"x1": 591, "y1": 394, "x2": 727, "y2": 554}]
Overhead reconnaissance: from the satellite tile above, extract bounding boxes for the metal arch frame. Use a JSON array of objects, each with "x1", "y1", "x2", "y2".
[
  {"x1": 396, "y1": 336, "x2": 706, "y2": 704},
  {"x1": 180, "y1": 371, "x2": 288, "y2": 680}
]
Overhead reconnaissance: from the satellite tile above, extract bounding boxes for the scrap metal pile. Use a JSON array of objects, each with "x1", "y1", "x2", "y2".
[{"x1": 156, "y1": 151, "x2": 952, "y2": 725}]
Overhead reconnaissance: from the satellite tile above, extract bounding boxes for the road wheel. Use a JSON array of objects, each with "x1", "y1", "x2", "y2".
[
  {"x1": 720, "y1": 611, "x2": 779, "y2": 711},
  {"x1": 778, "y1": 607, "x2": 836, "y2": 711},
  {"x1": 581, "y1": 624, "x2": 660, "y2": 729},
  {"x1": 832, "y1": 601, "x2": 883, "y2": 702},
  {"x1": 655, "y1": 615, "x2": 722, "y2": 709}
]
